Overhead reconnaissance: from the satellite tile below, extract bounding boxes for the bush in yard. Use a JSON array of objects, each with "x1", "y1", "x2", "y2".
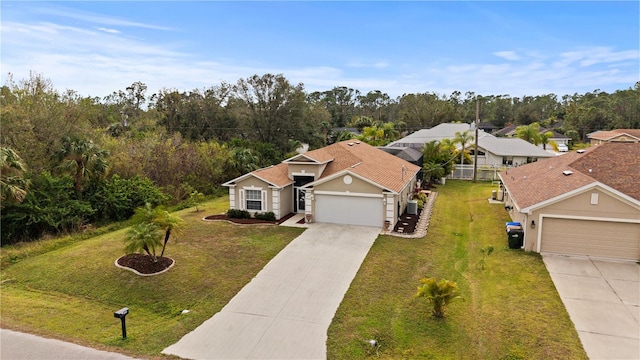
[
  {"x1": 253, "y1": 212, "x2": 276, "y2": 221},
  {"x1": 227, "y1": 209, "x2": 251, "y2": 219},
  {"x1": 414, "y1": 277, "x2": 463, "y2": 318}
]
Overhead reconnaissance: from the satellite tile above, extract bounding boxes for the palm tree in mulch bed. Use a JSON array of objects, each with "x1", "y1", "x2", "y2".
[{"x1": 118, "y1": 203, "x2": 184, "y2": 275}]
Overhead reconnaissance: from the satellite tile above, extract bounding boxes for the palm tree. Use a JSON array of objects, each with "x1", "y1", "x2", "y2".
[
  {"x1": 453, "y1": 130, "x2": 474, "y2": 167},
  {"x1": 55, "y1": 136, "x2": 109, "y2": 192},
  {"x1": 539, "y1": 131, "x2": 558, "y2": 151},
  {"x1": 129, "y1": 203, "x2": 184, "y2": 259},
  {"x1": 515, "y1": 123, "x2": 542, "y2": 145},
  {"x1": 414, "y1": 277, "x2": 463, "y2": 318},
  {"x1": 125, "y1": 222, "x2": 162, "y2": 262},
  {"x1": 229, "y1": 147, "x2": 260, "y2": 175},
  {"x1": 154, "y1": 210, "x2": 185, "y2": 258},
  {"x1": 0, "y1": 146, "x2": 29, "y2": 204}
]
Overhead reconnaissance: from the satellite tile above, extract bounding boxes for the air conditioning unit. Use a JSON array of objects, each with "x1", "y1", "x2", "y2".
[
  {"x1": 407, "y1": 200, "x2": 418, "y2": 215},
  {"x1": 497, "y1": 190, "x2": 504, "y2": 201}
]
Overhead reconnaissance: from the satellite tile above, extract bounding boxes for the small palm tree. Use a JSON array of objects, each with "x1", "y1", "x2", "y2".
[
  {"x1": 129, "y1": 203, "x2": 184, "y2": 259},
  {"x1": 414, "y1": 277, "x2": 463, "y2": 318},
  {"x1": 155, "y1": 210, "x2": 185, "y2": 258},
  {"x1": 125, "y1": 222, "x2": 162, "y2": 262}
]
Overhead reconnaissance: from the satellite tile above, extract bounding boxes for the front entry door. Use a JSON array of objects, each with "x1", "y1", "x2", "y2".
[
  {"x1": 293, "y1": 176, "x2": 314, "y2": 213},
  {"x1": 295, "y1": 188, "x2": 305, "y2": 213}
]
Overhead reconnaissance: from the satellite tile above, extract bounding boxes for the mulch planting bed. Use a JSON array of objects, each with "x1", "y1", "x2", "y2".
[
  {"x1": 393, "y1": 208, "x2": 422, "y2": 234},
  {"x1": 203, "y1": 213, "x2": 295, "y2": 225},
  {"x1": 117, "y1": 253, "x2": 174, "y2": 275}
]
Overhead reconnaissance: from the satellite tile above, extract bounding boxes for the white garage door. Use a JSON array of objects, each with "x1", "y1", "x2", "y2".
[
  {"x1": 541, "y1": 218, "x2": 640, "y2": 260},
  {"x1": 314, "y1": 194, "x2": 383, "y2": 228}
]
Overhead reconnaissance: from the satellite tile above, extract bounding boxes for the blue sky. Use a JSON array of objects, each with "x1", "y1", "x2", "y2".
[{"x1": 2, "y1": 1, "x2": 638, "y2": 99}]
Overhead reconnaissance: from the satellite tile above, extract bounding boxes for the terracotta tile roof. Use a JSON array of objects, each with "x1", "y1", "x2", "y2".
[
  {"x1": 500, "y1": 143, "x2": 640, "y2": 210},
  {"x1": 250, "y1": 163, "x2": 292, "y2": 187},
  {"x1": 589, "y1": 129, "x2": 640, "y2": 141},
  {"x1": 291, "y1": 147, "x2": 335, "y2": 163},
  {"x1": 315, "y1": 141, "x2": 421, "y2": 193}
]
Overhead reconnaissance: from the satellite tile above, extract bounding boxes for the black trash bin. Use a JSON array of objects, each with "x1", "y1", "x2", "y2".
[{"x1": 507, "y1": 230, "x2": 524, "y2": 249}]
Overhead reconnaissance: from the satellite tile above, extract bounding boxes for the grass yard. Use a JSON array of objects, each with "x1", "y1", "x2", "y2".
[
  {"x1": 327, "y1": 180, "x2": 587, "y2": 359},
  {"x1": 0, "y1": 196, "x2": 303, "y2": 359}
]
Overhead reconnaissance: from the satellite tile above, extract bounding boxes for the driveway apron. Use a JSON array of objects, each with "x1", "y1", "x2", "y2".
[
  {"x1": 543, "y1": 254, "x2": 640, "y2": 360},
  {"x1": 163, "y1": 223, "x2": 380, "y2": 360}
]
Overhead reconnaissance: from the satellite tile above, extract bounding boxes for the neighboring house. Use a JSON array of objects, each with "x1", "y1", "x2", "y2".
[
  {"x1": 388, "y1": 123, "x2": 471, "y2": 150},
  {"x1": 499, "y1": 143, "x2": 640, "y2": 261},
  {"x1": 472, "y1": 135, "x2": 554, "y2": 167},
  {"x1": 377, "y1": 146, "x2": 423, "y2": 168},
  {"x1": 387, "y1": 123, "x2": 553, "y2": 169},
  {"x1": 493, "y1": 124, "x2": 517, "y2": 137},
  {"x1": 222, "y1": 140, "x2": 421, "y2": 228},
  {"x1": 588, "y1": 129, "x2": 640, "y2": 145},
  {"x1": 539, "y1": 127, "x2": 570, "y2": 147},
  {"x1": 495, "y1": 124, "x2": 570, "y2": 149},
  {"x1": 478, "y1": 121, "x2": 499, "y2": 133}
]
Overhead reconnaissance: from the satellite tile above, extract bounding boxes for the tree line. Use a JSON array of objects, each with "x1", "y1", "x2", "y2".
[{"x1": 1, "y1": 72, "x2": 638, "y2": 244}]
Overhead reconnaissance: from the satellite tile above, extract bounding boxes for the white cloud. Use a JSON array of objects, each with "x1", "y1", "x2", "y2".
[
  {"x1": 35, "y1": 6, "x2": 173, "y2": 31},
  {"x1": 1, "y1": 15, "x2": 637, "y2": 100},
  {"x1": 96, "y1": 27, "x2": 120, "y2": 34},
  {"x1": 494, "y1": 51, "x2": 521, "y2": 61}
]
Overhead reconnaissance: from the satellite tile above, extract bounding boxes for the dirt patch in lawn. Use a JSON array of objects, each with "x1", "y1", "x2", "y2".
[{"x1": 116, "y1": 253, "x2": 174, "y2": 275}]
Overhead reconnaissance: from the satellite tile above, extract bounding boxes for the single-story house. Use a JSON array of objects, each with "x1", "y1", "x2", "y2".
[
  {"x1": 223, "y1": 140, "x2": 421, "y2": 228},
  {"x1": 499, "y1": 142, "x2": 640, "y2": 261},
  {"x1": 588, "y1": 129, "x2": 640, "y2": 145},
  {"x1": 387, "y1": 123, "x2": 553, "y2": 168},
  {"x1": 494, "y1": 124, "x2": 570, "y2": 149},
  {"x1": 377, "y1": 146, "x2": 423, "y2": 166}
]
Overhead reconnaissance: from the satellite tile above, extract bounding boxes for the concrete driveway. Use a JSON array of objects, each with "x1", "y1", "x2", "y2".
[
  {"x1": 543, "y1": 254, "x2": 640, "y2": 359},
  {"x1": 163, "y1": 223, "x2": 380, "y2": 360}
]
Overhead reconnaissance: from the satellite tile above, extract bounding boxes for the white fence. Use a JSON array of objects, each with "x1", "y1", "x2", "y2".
[{"x1": 448, "y1": 164, "x2": 507, "y2": 181}]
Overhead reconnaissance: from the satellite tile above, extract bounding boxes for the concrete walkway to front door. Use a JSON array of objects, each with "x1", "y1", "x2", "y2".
[
  {"x1": 162, "y1": 223, "x2": 380, "y2": 359},
  {"x1": 543, "y1": 254, "x2": 640, "y2": 359}
]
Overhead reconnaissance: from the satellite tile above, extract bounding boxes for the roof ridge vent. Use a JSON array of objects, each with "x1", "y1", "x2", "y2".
[{"x1": 562, "y1": 170, "x2": 574, "y2": 176}]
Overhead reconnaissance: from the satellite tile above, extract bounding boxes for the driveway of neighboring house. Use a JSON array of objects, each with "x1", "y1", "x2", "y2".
[
  {"x1": 163, "y1": 223, "x2": 381, "y2": 360},
  {"x1": 543, "y1": 254, "x2": 640, "y2": 360}
]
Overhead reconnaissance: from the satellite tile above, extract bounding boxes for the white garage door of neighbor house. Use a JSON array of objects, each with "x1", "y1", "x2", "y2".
[
  {"x1": 541, "y1": 218, "x2": 640, "y2": 260},
  {"x1": 314, "y1": 194, "x2": 383, "y2": 228}
]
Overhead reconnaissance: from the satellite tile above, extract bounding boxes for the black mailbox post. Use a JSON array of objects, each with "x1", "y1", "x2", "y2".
[{"x1": 113, "y1": 307, "x2": 129, "y2": 339}]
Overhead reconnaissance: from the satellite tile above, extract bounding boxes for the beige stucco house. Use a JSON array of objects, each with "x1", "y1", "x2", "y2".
[
  {"x1": 499, "y1": 143, "x2": 640, "y2": 261},
  {"x1": 588, "y1": 129, "x2": 640, "y2": 145},
  {"x1": 222, "y1": 140, "x2": 421, "y2": 228}
]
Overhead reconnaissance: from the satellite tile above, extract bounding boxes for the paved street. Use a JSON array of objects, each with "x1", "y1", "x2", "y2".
[{"x1": 0, "y1": 329, "x2": 136, "y2": 360}]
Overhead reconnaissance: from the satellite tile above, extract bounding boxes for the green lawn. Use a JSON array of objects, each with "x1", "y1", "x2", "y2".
[
  {"x1": 0, "y1": 183, "x2": 587, "y2": 359},
  {"x1": 0, "y1": 196, "x2": 303, "y2": 358},
  {"x1": 326, "y1": 180, "x2": 587, "y2": 359}
]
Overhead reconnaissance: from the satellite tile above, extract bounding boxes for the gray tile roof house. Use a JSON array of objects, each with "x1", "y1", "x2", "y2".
[{"x1": 387, "y1": 122, "x2": 554, "y2": 168}]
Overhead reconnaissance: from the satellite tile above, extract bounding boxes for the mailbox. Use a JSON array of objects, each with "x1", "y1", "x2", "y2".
[
  {"x1": 113, "y1": 307, "x2": 129, "y2": 339},
  {"x1": 114, "y1": 307, "x2": 129, "y2": 318}
]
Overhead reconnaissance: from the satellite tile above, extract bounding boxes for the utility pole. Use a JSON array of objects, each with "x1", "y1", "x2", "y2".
[{"x1": 473, "y1": 97, "x2": 480, "y2": 183}]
